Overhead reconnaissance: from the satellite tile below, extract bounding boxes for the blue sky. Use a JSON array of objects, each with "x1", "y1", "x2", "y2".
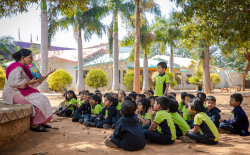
[{"x1": 0, "y1": 0, "x2": 177, "y2": 49}]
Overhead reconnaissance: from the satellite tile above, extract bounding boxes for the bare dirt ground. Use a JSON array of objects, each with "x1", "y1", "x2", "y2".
[{"x1": 1, "y1": 92, "x2": 250, "y2": 155}]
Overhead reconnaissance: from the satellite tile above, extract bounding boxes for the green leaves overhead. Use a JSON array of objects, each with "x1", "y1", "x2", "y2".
[{"x1": 0, "y1": 36, "x2": 18, "y2": 55}]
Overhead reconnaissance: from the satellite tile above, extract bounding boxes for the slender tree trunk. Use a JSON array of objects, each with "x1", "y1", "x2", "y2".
[
  {"x1": 134, "y1": 0, "x2": 140, "y2": 93},
  {"x1": 203, "y1": 45, "x2": 211, "y2": 94},
  {"x1": 38, "y1": 0, "x2": 49, "y2": 92},
  {"x1": 242, "y1": 52, "x2": 250, "y2": 91},
  {"x1": 76, "y1": 30, "x2": 84, "y2": 91},
  {"x1": 142, "y1": 51, "x2": 150, "y2": 91},
  {"x1": 169, "y1": 45, "x2": 174, "y2": 73},
  {"x1": 112, "y1": 13, "x2": 120, "y2": 91}
]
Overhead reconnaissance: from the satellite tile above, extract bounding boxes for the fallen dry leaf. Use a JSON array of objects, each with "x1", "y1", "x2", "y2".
[
  {"x1": 186, "y1": 144, "x2": 191, "y2": 148},
  {"x1": 75, "y1": 147, "x2": 87, "y2": 152},
  {"x1": 32, "y1": 152, "x2": 48, "y2": 155},
  {"x1": 51, "y1": 127, "x2": 59, "y2": 129}
]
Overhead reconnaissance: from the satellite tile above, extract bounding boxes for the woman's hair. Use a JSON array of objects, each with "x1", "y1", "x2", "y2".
[
  {"x1": 168, "y1": 99, "x2": 179, "y2": 113},
  {"x1": 12, "y1": 49, "x2": 32, "y2": 62},
  {"x1": 188, "y1": 97, "x2": 206, "y2": 112},
  {"x1": 121, "y1": 100, "x2": 136, "y2": 116},
  {"x1": 67, "y1": 90, "x2": 77, "y2": 101},
  {"x1": 138, "y1": 98, "x2": 151, "y2": 112},
  {"x1": 123, "y1": 96, "x2": 132, "y2": 101},
  {"x1": 105, "y1": 95, "x2": 118, "y2": 106},
  {"x1": 119, "y1": 90, "x2": 126, "y2": 96}
]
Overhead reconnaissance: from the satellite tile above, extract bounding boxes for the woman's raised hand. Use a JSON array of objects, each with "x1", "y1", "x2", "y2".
[{"x1": 47, "y1": 68, "x2": 57, "y2": 76}]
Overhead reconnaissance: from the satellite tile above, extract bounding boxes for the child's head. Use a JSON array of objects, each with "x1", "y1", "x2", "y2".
[
  {"x1": 128, "y1": 93, "x2": 137, "y2": 101},
  {"x1": 137, "y1": 98, "x2": 151, "y2": 113},
  {"x1": 104, "y1": 93, "x2": 111, "y2": 98},
  {"x1": 95, "y1": 90, "x2": 101, "y2": 94},
  {"x1": 185, "y1": 94, "x2": 195, "y2": 105},
  {"x1": 196, "y1": 92, "x2": 206, "y2": 103},
  {"x1": 143, "y1": 92, "x2": 150, "y2": 98},
  {"x1": 121, "y1": 100, "x2": 136, "y2": 116},
  {"x1": 166, "y1": 95, "x2": 176, "y2": 100},
  {"x1": 136, "y1": 94, "x2": 145, "y2": 103},
  {"x1": 148, "y1": 90, "x2": 154, "y2": 96},
  {"x1": 168, "y1": 99, "x2": 179, "y2": 113},
  {"x1": 84, "y1": 90, "x2": 89, "y2": 95},
  {"x1": 149, "y1": 96, "x2": 156, "y2": 107},
  {"x1": 67, "y1": 90, "x2": 77, "y2": 100},
  {"x1": 95, "y1": 92, "x2": 102, "y2": 99},
  {"x1": 168, "y1": 92, "x2": 176, "y2": 98},
  {"x1": 205, "y1": 96, "x2": 216, "y2": 110},
  {"x1": 118, "y1": 90, "x2": 126, "y2": 100},
  {"x1": 181, "y1": 92, "x2": 188, "y2": 102},
  {"x1": 230, "y1": 93, "x2": 243, "y2": 107},
  {"x1": 104, "y1": 95, "x2": 118, "y2": 108},
  {"x1": 90, "y1": 95, "x2": 101, "y2": 106},
  {"x1": 188, "y1": 97, "x2": 206, "y2": 114},
  {"x1": 157, "y1": 62, "x2": 167, "y2": 74},
  {"x1": 85, "y1": 93, "x2": 91, "y2": 103},
  {"x1": 112, "y1": 93, "x2": 118, "y2": 99},
  {"x1": 121, "y1": 96, "x2": 132, "y2": 103},
  {"x1": 79, "y1": 91, "x2": 84, "y2": 100},
  {"x1": 63, "y1": 91, "x2": 68, "y2": 100},
  {"x1": 154, "y1": 96, "x2": 169, "y2": 111}
]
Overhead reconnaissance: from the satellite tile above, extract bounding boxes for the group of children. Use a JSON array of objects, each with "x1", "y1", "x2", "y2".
[{"x1": 55, "y1": 62, "x2": 249, "y2": 151}]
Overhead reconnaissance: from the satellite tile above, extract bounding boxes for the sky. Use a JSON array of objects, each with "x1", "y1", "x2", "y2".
[{"x1": 0, "y1": 0, "x2": 178, "y2": 49}]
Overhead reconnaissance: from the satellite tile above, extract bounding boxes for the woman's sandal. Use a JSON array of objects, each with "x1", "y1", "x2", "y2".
[
  {"x1": 30, "y1": 125, "x2": 49, "y2": 132},
  {"x1": 41, "y1": 124, "x2": 52, "y2": 128}
]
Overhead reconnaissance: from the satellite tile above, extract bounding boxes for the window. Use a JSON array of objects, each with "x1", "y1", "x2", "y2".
[
  {"x1": 186, "y1": 74, "x2": 192, "y2": 84},
  {"x1": 175, "y1": 73, "x2": 181, "y2": 84}
]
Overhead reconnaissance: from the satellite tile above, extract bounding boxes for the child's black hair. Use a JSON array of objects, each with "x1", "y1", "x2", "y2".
[
  {"x1": 123, "y1": 96, "x2": 132, "y2": 101},
  {"x1": 105, "y1": 95, "x2": 118, "y2": 106},
  {"x1": 128, "y1": 93, "x2": 137, "y2": 100},
  {"x1": 118, "y1": 90, "x2": 126, "y2": 96},
  {"x1": 188, "y1": 97, "x2": 206, "y2": 112},
  {"x1": 148, "y1": 90, "x2": 154, "y2": 95},
  {"x1": 205, "y1": 96, "x2": 216, "y2": 102},
  {"x1": 90, "y1": 95, "x2": 101, "y2": 104},
  {"x1": 155, "y1": 96, "x2": 169, "y2": 110},
  {"x1": 84, "y1": 90, "x2": 89, "y2": 94},
  {"x1": 121, "y1": 100, "x2": 136, "y2": 116},
  {"x1": 230, "y1": 93, "x2": 243, "y2": 105},
  {"x1": 111, "y1": 93, "x2": 118, "y2": 97},
  {"x1": 196, "y1": 92, "x2": 206, "y2": 102},
  {"x1": 186, "y1": 94, "x2": 195, "y2": 99},
  {"x1": 95, "y1": 92, "x2": 102, "y2": 97},
  {"x1": 181, "y1": 92, "x2": 188, "y2": 99},
  {"x1": 63, "y1": 91, "x2": 69, "y2": 100},
  {"x1": 104, "y1": 93, "x2": 111, "y2": 98},
  {"x1": 88, "y1": 93, "x2": 94, "y2": 96},
  {"x1": 168, "y1": 99, "x2": 179, "y2": 113},
  {"x1": 157, "y1": 62, "x2": 167, "y2": 70},
  {"x1": 149, "y1": 96, "x2": 156, "y2": 100},
  {"x1": 67, "y1": 90, "x2": 77, "y2": 101},
  {"x1": 168, "y1": 92, "x2": 176, "y2": 97},
  {"x1": 130, "y1": 91, "x2": 137, "y2": 94},
  {"x1": 166, "y1": 95, "x2": 176, "y2": 100},
  {"x1": 138, "y1": 98, "x2": 151, "y2": 112},
  {"x1": 143, "y1": 91, "x2": 149, "y2": 95},
  {"x1": 95, "y1": 90, "x2": 101, "y2": 93},
  {"x1": 137, "y1": 94, "x2": 146, "y2": 98},
  {"x1": 79, "y1": 91, "x2": 83, "y2": 95}
]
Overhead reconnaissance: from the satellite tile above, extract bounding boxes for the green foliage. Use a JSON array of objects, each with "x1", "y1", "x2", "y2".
[
  {"x1": 85, "y1": 69, "x2": 108, "y2": 89},
  {"x1": 188, "y1": 76, "x2": 203, "y2": 87},
  {"x1": 0, "y1": 67, "x2": 6, "y2": 89},
  {"x1": 0, "y1": 36, "x2": 18, "y2": 55},
  {"x1": 0, "y1": 55, "x2": 9, "y2": 69},
  {"x1": 210, "y1": 73, "x2": 221, "y2": 90},
  {"x1": 47, "y1": 69, "x2": 72, "y2": 91},
  {"x1": 123, "y1": 70, "x2": 142, "y2": 91},
  {"x1": 170, "y1": 80, "x2": 177, "y2": 88}
]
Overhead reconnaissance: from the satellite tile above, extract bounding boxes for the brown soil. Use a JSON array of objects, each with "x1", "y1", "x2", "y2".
[{"x1": 1, "y1": 93, "x2": 250, "y2": 155}]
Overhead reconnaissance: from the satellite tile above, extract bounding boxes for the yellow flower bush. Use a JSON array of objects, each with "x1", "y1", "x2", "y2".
[
  {"x1": 0, "y1": 67, "x2": 6, "y2": 89},
  {"x1": 47, "y1": 69, "x2": 72, "y2": 91}
]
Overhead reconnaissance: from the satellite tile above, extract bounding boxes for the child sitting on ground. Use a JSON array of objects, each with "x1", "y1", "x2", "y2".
[
  {"x1": 57, "y1": 91, "x2": 68, "y2": 111},
  {"x1": 95, "y1": 92, "x2": 104, "y2": 108},
  {"x1": 182, "y1": 94, "x2": 195, "y2": 127},
  {"x1": 148, "y1": 90, "x2": 154, "y2": 96},
  {"x1": 178, "y1": 92, "x2": 187, "y2": 112},
  {"x1": 104, "y1": 100, "x2": 146, "y2": 151},
  {"x1": 117, "y1": 90, "x2": 126, "y2": 111},
  {"x1": 144, "y1": 96, "x2": 176, "y2": 145},
  {"x1": 205, "y1": 96, "x2": 221, "y2": 127},
  {"x1": 180, "y1": 97, "x2": 219, "y2": 145},
  {"x1": 111, "y1": 96, "x2": 132, "y2": 129},
  {"x1": 143, "y1": 92, "x2": 150, "y2": 98},
  {"x1": 219, "y1": 93, "x2": 250, "y2": 136},
  {"x1": 82, "y1": 95, "x2": 103, "y2": 124},
  {"x1": 73, "y1": 93, "x2": 91, "y2": 122},
  {"x1": 196, "y1": 92, "x2": 207, "y2": 108},
  {"x1": 168, "y1": 92, "x2": 176, "y2": 98},
  {"x1": 84, "y1": 95, "x2": 117, "y2": 128},
  {"x1": 168, "y1": 98, "x2": 190, "y2": 138},
  {"x1": 57, "y1": 90, "x2": 77, "y2": 117},
  {"x1": 137, "y1": 98, "x2": 151, "y2": 130},
  {"x1": 149, "y1": 96, "x2": 156, "y2": 109}
]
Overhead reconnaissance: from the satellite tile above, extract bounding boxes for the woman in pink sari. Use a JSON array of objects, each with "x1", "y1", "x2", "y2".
[{"x1": 3, "y1": 49, "x2": 56, "y2": 132}]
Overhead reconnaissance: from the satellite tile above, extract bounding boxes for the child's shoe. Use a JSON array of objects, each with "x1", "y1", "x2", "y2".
[
  {"x1": 79, "y1": 119, "x2": 84, "y2": 123},
  {"x1": 83, "y1": 121, "x2": 89, "y2": 126},
  {"x1": 180, "y1": 136, "x2": 197, "y2": 143},
  {"x1": 104, "y1": 139, "x2": 118, "y2": 148},
  {"x1": 72, "y1": 117, "x2": 79, "y2": 122},
  {"x1": 103, "y1": 124, "x2": 112, "y2": 129},
  {"x1": 218, "y1": 128, "x2": 231, "y2": 134},
  {"x1": 111, "y1": 124, "x2": 116, "y2": 129},
  {"x1": 62, "y1": 113, "x2": 67, "y2": 117},
  {"x1": 87, "y1": 122, "x2": 96, "y2": 127}
]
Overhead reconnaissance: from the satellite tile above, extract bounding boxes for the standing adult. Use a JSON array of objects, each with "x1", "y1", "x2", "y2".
[{"x1": 3, "y1": 49, "x2": 56, "y2": 132}]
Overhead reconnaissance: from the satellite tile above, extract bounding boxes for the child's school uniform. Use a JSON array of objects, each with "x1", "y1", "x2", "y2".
[
  {"x1": 58, "y1": 98, "x2": 77, "y2": 116},
  {"x1": 73, "y1": 102, "x2": 91, "y2": 120},
  {"x1": 100, "y1": 101, "x2": 105, "y2": 108},
  {"x1": 205, "y1": 107, "x2": 221, "y2": 127},
  {"x1": 94, "y1": 105, "x2": 117, "y2": 128},
  {"x1": 203, "y1": 103, "x2": 207, "y2": 108},
  {"x1": 85, "y1": 104, "x2": 103, "y2": 122},
  {"x1": 178, "y1": 101, "x2": 185, "y2": 111},
  {"x1": 182, "y1": 105, "x2": 194, "y2": 127},
  {"x1": 111, "y1": 114, "x2": 146, "y2": 151},
  {"x1": 219, "y1": 106, "x2": 250, "y2": 136},
  {"x1": 189, "y1": 112, "x2": 219, "y2": 145},
  {"x1": 143, "y1": 110, "x2": 176, "y2": 144},
  {"x1": 139, "y1": 111, "x2": 151, "y2": 130},
  {"x1": 154, "y1": 73, "x2": 170, "y2": 96},
  {"x1": 169, "y1": 112, "x2": 190, "y2": 138},
  {"x1": 112, "y1": 112, "x2": 122, "y2": 126},
  {"x1": 116, "y1": 102, "x2": 122, "y2": 111}
]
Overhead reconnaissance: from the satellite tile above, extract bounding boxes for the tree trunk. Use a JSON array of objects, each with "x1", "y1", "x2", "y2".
[
  {"x1": 38, "y1": 0, "x2": 49, "y2": 92},
  {"x1": 134, "y1": 0, "x2": 141, "y2": 93},
  {"x1": 169, "y1": 45, "x2": 174, "y2": 73},
  {"x1": 112, "y1": 13, "x2": 120, "y2": 91},
  {"x1": 242, "y1": 52, "x2": 250, "y2": 91},
  {"x1": 203, "y1": 45, "x2": 211, "y2": 94},
  {"x1": 142, "y1": 52, "x2": 150, "y2": 91},
  {"x1": 76, "y1": 30, "x2": 85, "y2": 91}
]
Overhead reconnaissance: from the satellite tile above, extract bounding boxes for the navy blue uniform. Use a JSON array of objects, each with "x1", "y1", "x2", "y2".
[
  {"x1": 112, "y1": 111, "x2": 122, "y2": 125},
  {"x1": 94, "y1": 105, "x2": 117, "y2": 128},
  {"x1": 205, "y1": 107, "x2": 221, "y2": 127},
  {"x1": 111, "y1": 114, "x2": 146, "y2": 151},
  {"x1": 73, "y1": 102, "x2": 91, "y2": 119}
]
